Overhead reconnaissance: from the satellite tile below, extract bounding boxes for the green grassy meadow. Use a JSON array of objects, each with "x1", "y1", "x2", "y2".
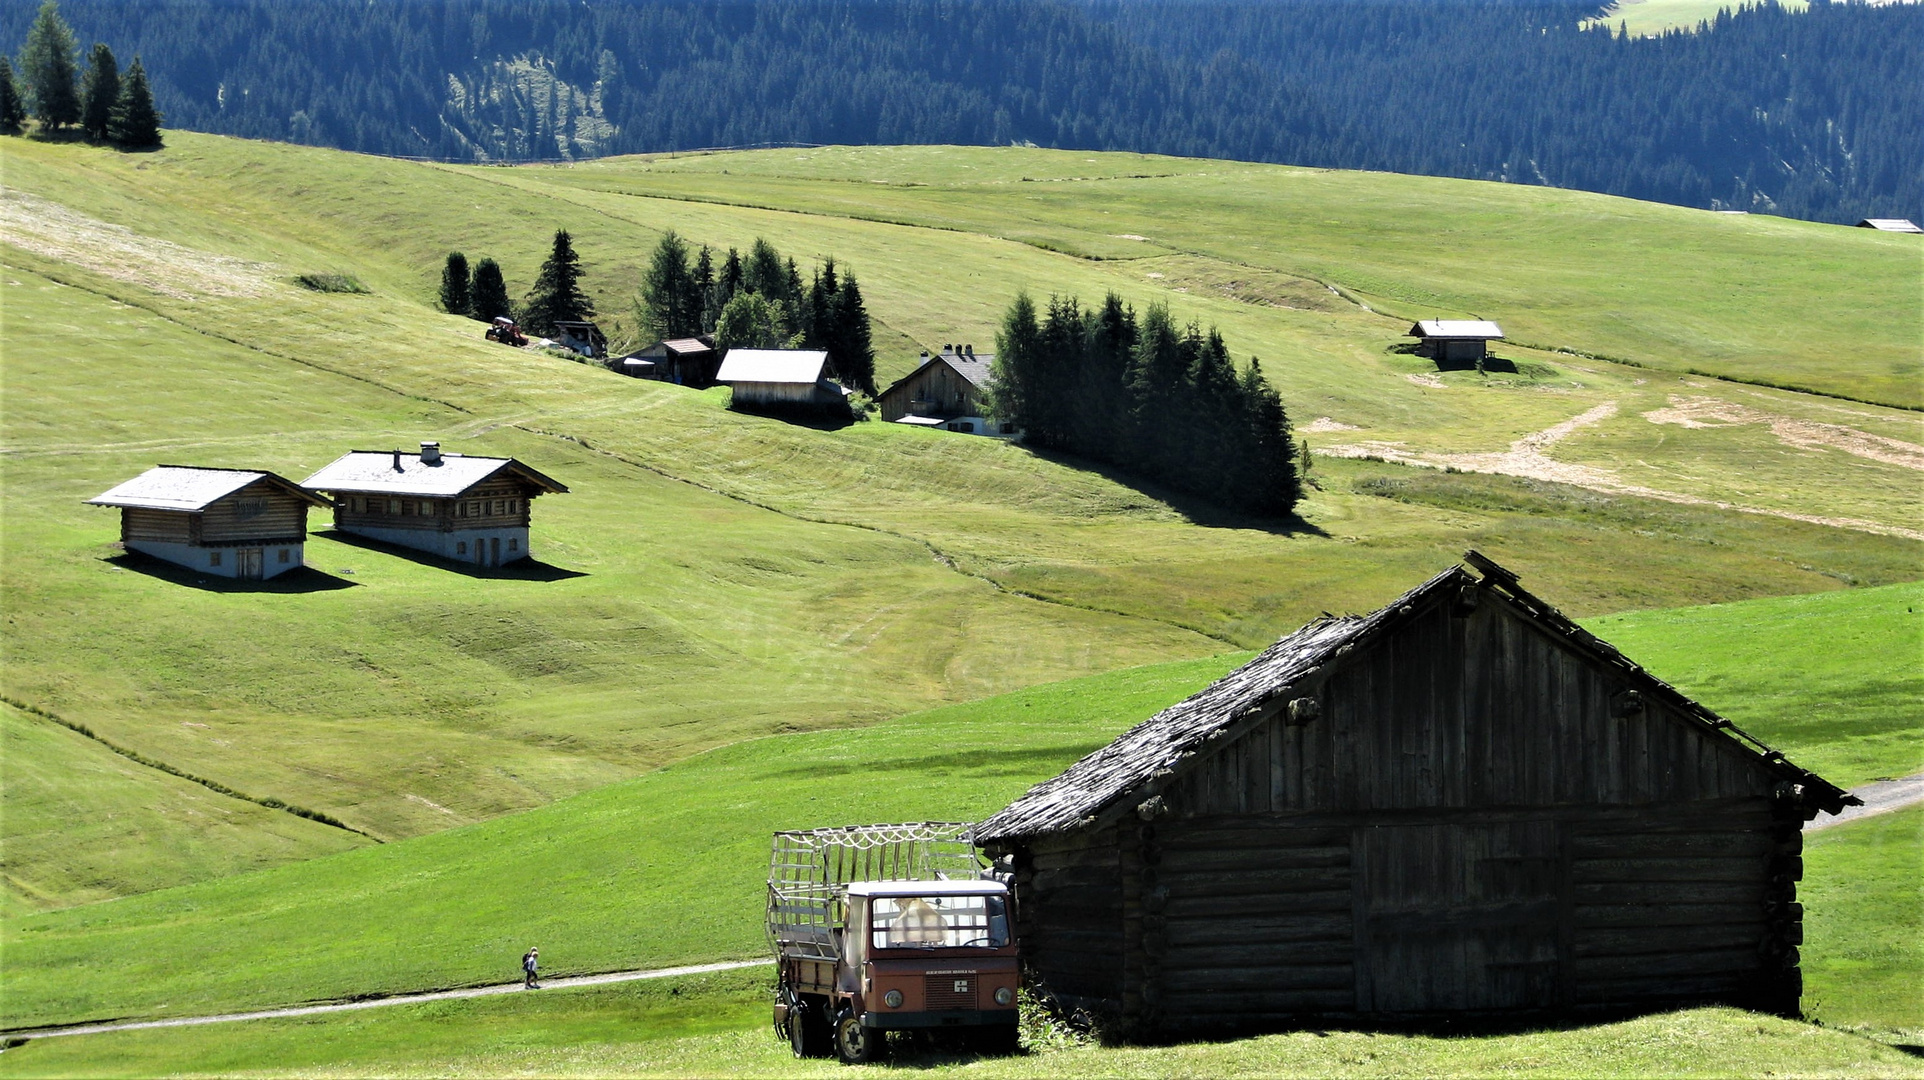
[
  {"x1": 1587, "y1": 0, "x2": 1811, "y2": 37},
  {"x1": 1, "y1": 130, "x2": 1920, "y2": 1074},
  {"x1": 2, "y1": 581, "x2": 1917, "y2": 1034}
]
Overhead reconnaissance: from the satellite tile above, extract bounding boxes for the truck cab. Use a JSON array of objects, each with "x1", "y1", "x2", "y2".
[{"x1": 775, "y1": 878, "x2": 1018, "y2": 1063}]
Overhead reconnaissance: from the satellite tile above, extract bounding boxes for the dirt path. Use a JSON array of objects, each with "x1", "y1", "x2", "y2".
[
  {"x1": 1806, "y1": 771, "x2": 1924, "y2": 833},
  {"x1": 2, "y1": 960, "x2": 768, "y2": 1042}
]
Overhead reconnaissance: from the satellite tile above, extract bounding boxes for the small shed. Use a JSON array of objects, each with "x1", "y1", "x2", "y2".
[
  {"x1": 301, "y1": 442, "x2": 568, "y2": 567},
  {"x1": 617, "y1": 336, "x2": 720, "y2": 386},
  {"x1": 875, "y1": 344, "x2": 1012, "y2": 435},
  {"x1": 552, "y1": 320, "x2": 608, "y2": 359},
  {"x1": 1855, "y1": 218, "x2": 1923, "y2": 234},
  {"x1": 1409, "y1": 320, "x2": 1504, "y2": 364},
  {"x1": 716, "y1": 349, "x2": 847, "y2": 411},
  {"x1": 87, "y1": 466, "x2": 331, "y2": 580},
  {"x1": 976, "y1": 553, "x2": 1853, "y2": 1039}
]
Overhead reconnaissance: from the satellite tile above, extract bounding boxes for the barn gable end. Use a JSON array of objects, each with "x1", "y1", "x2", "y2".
[{"x1": 979, "y1": 554, "x2": 1853, "y2": 1038}]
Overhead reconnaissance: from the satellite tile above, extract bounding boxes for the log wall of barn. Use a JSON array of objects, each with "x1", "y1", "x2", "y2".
[
  {"x1": 198, "y1": 482, "x2": 312, "y2": 543},
  {"x1": 1019, "y1": 587, "x2": 1804, "y2": 1033},
  {"x1": 1013, "y1": 828, "x2": 1124, "y2": 1015}
]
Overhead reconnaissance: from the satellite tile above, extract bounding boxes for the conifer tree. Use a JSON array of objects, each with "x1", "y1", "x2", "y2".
[
  {"x1": 0, "y1": 57, "x2": 25, "y2": 135},
  {"x1": 744, "y1": 238, "x2": 784, "y2": 297},
  {"x1": 78, "y1": 42, "x2": 115, "y2": 142},
  {"x1": 709, "y1": 247, "x2": 743, "y2": 330},
  {"x1": 636, "y1": 230, "x2": 697, "y2": 340},
  {"x1": 471, "y1": 257, "x2": 512, "y2": 321},
  {"x1": 691, "y1": 246, "x2": 715, "y2": 333},
  {"x1": 806, "y1": 257, "x2": 839, "y2": 351},
  {"x1": 19, "y1": 0, "x2": 80, "y2": 131},
  {"x1": 107, "y1": 55, "x2": 160, "y2": 148},
  {"x1": 439, "y1": 251, "x2": 471, "y2": 316},
  {"x1": 989, "y1": 292, "x2": 1042, "y2": 430},
  {"x1": 520, "y1": 228, "x2": 595, "y2": 337},
  {"x1": 830, "y1": 272, "x2": 875, "y2": 393}
]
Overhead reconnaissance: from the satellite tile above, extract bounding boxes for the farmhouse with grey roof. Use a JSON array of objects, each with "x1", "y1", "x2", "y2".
[
  {"x1": 976, "y1": 552, "x2": 1853, "y2": 1039},
  {"x1": 1408, "y1": 319, "x2": 1504, "y2": 364},
  {"x1": 301, "y1": 443, "x2": 568, "y2": 567},
  {"x1": 876, "y1": 344, "x2": 1011, "y2": 436},
  {"x1": 88, "y1": 465, "x2": 331, "y2": 580}
]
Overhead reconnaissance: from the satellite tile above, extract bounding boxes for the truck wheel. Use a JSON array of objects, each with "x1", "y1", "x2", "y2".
[
  {"x1": 789, "y1": 997, "x2": 831, "y2": 1059},
  {"x1": 833, "y1": 1010, "x2": 881, "y2": 1065}
]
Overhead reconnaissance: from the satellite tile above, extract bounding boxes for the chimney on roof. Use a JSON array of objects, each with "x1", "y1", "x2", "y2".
[
  {"x1": 943, "y1": 343, "x2": 953, "y2": 354},
  {"x1": 920, "y1": 350, "x2": 930, "y2": 359},
  {"x1": 964, "y1": 343, "x2": 973, "y2": 355},
  {"x1": 392, "y1": 448, "x2": 402, "y2": 471},
  {"x1": 420, "y1": 441, "x2": 442, "y2": 465}
]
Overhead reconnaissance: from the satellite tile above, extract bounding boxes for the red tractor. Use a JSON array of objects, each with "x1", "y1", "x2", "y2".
[
  {"x1": 484, "y1": 317, "x2": 528, "y2": 347},
  {"x1": 768, "y1": 823, "x2": 1019, "y2": 1064}
]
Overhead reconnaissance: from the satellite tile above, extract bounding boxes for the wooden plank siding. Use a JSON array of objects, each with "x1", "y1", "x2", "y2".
[
  {"x1": 197, "y1": 480, "x2": 312, "y2": 543},
  {"x1": 332, "y1": 481, "x2": 534, "y2": 534},
  {"x1": 999, "y1": 571, "x2": 1809, "y2": 1037}
]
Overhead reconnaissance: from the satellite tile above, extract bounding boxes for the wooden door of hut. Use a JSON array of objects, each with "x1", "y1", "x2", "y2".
[{"x1": 1354, "y1": 821, "x2": 1562, "y2": 1013}]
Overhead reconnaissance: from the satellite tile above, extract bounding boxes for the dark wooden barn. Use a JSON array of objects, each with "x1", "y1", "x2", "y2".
[{"x1": 975, "y1": 553, "x2": 1854, "y2": 1039}]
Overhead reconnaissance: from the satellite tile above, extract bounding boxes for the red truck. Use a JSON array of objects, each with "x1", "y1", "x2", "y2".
[{"x1": 767, "y1": 823, "x2": 1019, "y2": 1064}]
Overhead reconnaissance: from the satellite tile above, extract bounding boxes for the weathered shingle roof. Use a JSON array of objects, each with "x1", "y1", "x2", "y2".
[
  {"x1": 976, "y1": 553, "x2": 1854, "y2": 842},
  {"x1": 301, "y1": 451, "x2": 567, "y2": 497},
  {"x1": 88, "y1": 466, "x2": 329, "y2": 511},
  {"x1": 1410, "y1": 320, "x2": 1504, "y2": 339},
  {"x1": 717, "y1": 349, "x2": 830, "y2": 384},
  {"x1": 1856, "y1": 218, "x2": 1923, "y2": 233},
  {"x1": 662, "y1": 337, "x2": 712, "y2": 354}
]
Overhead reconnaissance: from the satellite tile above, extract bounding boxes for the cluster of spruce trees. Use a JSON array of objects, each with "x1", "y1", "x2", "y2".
[
  {"x1": 1, "y1": 0, "x2": 157, "y2": 146},
  {"x1": 993, "y1": 294, "x2": 1300, "y2": 519},
  {"x1": 637, "y1": 232, "x2": 874, "y2": 394},
  {"x1": 439, "y1": 230, "x2": 594, "y2": 339}
]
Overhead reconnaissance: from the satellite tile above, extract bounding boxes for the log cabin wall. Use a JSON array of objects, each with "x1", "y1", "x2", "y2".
[
  {"x1": 197, "y1": 480, "x2": 312, "y2": 544},
  {"x1": 332, "y1": 481, "x2": 534, "y2": 533},
  {"x1": 1014, "y1": 827, "x2": 1124, "y2": 1017},
  {"x1": 122, "y1": 507, "x2": 194, "y2": 544}
]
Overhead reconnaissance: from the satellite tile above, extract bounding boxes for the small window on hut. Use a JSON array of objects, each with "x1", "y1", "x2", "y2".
[
  {"x1": 456, "y1": 541, "x2": 467, "y2": 555},
  {"x1": 508, "y1": 538, "x2": 519, "y2": 552},
  {"x1": 388, "y1": 499, "x2": 402, "y2": 515},
  {"x1": 208, "y1": 551, "x2": 222, "y2": 567},
  {"x1": 278, "y1": 548, "x2": 290, "y2": 563}
]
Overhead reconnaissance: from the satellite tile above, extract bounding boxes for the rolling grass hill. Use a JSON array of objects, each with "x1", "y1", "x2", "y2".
[
  {"x1": 1, "y1": 581, "x2": 1916, "y2": 1035},
  {"x1": 1, "y1": 130, "x2": 1918, "y2": 912},
  {"x1": 1, "y1": 131, "x2": 1919, "y2": 1076}
]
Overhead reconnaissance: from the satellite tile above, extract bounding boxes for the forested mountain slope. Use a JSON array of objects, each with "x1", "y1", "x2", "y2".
[{"x1": 2, "y1": 0, "x2": 1917, "y2": 224}]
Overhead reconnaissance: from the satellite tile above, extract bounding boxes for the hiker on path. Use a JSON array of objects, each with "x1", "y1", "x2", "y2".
[{"x1": 523, "y1": 947, "x2": 540, "y2": 989}]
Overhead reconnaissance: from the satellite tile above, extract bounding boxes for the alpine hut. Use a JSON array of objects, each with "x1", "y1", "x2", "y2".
[
  {"x1": 1855, "y1": 218, "x2": 1923, "y2": 234},
  {"x1": 975, "y1": 553, "x2": 1854, "y2": 1039},
  {"x1": 1408, "y1": 320, "x2": 1504, "y2": 365},
  {"x1": 301, "y1": 442, "x2": 568, "y2": 567},
  {"x1": 87, "y1": 466, "x2": 332, "y2": 580},
  {"x1": 617, "y1": 336, "x2": 720, "y2": 386},
  {"x1": 875, "y1": 344, "x2": 1010, "y2": 435},
  {"x1": 716, "y1": 349, "x2": 847, "y2": 413}
]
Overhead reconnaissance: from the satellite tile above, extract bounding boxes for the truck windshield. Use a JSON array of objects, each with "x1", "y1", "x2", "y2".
[{"x1": 871, "y1": 894, "x2": 1010, "y2": 950}]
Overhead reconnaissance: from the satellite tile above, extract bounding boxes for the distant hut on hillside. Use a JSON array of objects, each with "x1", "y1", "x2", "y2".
[
  {"x1": 876, "y1": 343, "x2": 1012, "y2": 436},
  {"x1": 1855, "y1": 218, "x2": 1922, "y2": 233},
  {"x1": 1409, "y1": 320, "x2": 1504, "y2": 365},
  {"x1": 616, "y1": 336, "x2": 719, "y2": 385},
  {"x1": 301, "y1": 442, "x2": 568, "y2": 568},
  {"x1": 87, "y1": 466, "x2": 332, "y2": 580},
  {"x1": 552, "y1": 320, "x2": 608, "y2": 359},
  {"x1": 716, "y1": 349, "x2": 847, "y2": 414},
  {"x1": 976, "y1": 552, "x2": 1854, "y2": 1041}
]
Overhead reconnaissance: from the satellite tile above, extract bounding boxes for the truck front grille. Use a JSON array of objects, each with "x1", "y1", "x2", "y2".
[{"x1": 924, "y1": 974, "x2": 977, "y2": 1011}]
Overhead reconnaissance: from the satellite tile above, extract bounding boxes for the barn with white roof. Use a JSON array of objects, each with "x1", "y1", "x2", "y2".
[
  {"x1": 716, "y1": 349, "x2": 848, "y2": 411},
  {"x1": 88, "y1": 465, "x2": 331, "y2": 580},
  {"x1": 1408, "y1": 320, "x2": 1505, "y2": 365}
]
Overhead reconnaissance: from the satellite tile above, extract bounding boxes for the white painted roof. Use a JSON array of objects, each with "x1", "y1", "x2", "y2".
[
  {"x1": 302, "y1": 451, "x2": 566, "y2": 497},
  {"x1": 893, "y1": 415, "x2": 948, "y2": 426},
  {"x1": 1858, "y1": 218, "x2": 1923, "y2": 233},
  {"x1": 88, "y1": 466, "x2": 279, "y2": 511},
  {"x1": 716, "y1": 349, "x2": 829, "y2": 384},
  {"x1": 846, "y1": 879, "x2": 1009, "y2": 898},
  {"x1": 1411, "y1": 320, "x2": 1504, "y2": 339}
]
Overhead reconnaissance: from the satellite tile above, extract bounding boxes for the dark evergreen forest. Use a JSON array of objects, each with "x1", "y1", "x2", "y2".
[{"x1": 3, "y1": 0, "x2": 1916, "y2": 223}]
